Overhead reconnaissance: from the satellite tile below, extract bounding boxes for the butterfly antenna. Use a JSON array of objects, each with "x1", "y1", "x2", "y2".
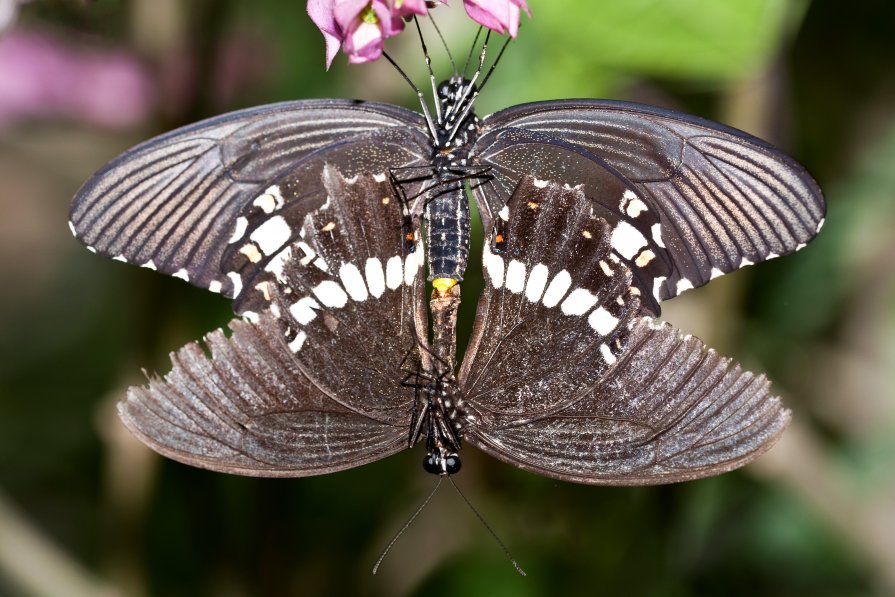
[
  {"x1": 412, "y1": 17, "x2": 442, "y2": 124},
  {"x1": 383, "y1": 51, "x2": 438, "y2": 141},
  {"x1": 477, "y1": 34, "x2": 513, "y2": 92},
  {"x1": 448, "y1": 477, "x2": 526, "y2": 576},
  {"x1": 372, "y1": 477, "x2": 443, "y2": 575},
  {"x1": 446, "y1": 32, "x2": 490, "y2": 142},
  {"x1": 428, "y1": 11, "x2": 456, "y2": 75},
  {"x1": 462, "y1": 26, "x2": 484, "y2": 78}
]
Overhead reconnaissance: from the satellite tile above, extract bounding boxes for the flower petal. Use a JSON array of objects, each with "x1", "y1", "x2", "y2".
[{"x1": 307, "y1": 0, "x2": 344, "y2": 68}]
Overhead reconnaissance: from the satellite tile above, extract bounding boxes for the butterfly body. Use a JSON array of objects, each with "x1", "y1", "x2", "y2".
[{"x1": 414, "y1": 76, "x2": 481, "y2": 282}]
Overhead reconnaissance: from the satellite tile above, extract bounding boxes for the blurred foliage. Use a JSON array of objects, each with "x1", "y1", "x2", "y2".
[{"x1": 0, "y1": 0, "x2": 894, "y2": 596}]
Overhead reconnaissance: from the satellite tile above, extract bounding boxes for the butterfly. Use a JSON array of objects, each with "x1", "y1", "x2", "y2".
[{"x1": 69, "y1": 65, "x2": 824, "y2": 483}]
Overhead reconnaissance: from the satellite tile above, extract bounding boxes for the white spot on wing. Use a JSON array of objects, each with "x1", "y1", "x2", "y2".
[
  {"x1": 208, "y1": 280, "x2": 222, "y2": 293},
  {"x1": 313, "y1": 257, "x2": 329, "y2": 272},
  {"x1": 172, "y1": 268, "x2": 189, "y2": 281},
  {"x1": 542, "y1": 270, "x2": 572, "y2": 308},
  {"x1": 339, "y1": 262, "x2": 368, "y2": 301},
  {"x1": 373, "y1": 173, "x2": 387, "y2": 183},
  {"x1": 289, "y1": 296, "x2": 321, "y2": 325},
  {"x1": 483, "y1": 244, "x2": 505, "y2": 289},
  {"x1": 599, "y1": 260, "x2": 614, "y2": 276},
  {"x1": 676, "y1": 278, "x2": 694, "y2": 294},
  {"x1": 525, "y1": 263, "x2": 549, "y2": 303},
  {"x1": 386, "y1": 255, "x2": 403, "y2": 289},
  {"x1": 113, "y1": 255, "x2": 127, "y2": 263},
  {"x1": 250, "y1": 215, "x2": 292, "y2": 255},
  {"x1": 498, "y1": 205, "x2": 510, "y2": 221},
  {"x1": 634, "y1": 249, "x2": 655, "y2": 267},
  {"x1": 505, "y1": 259, "x2": 527, "y2": 293},
  {"x1": 312, "y1": 280, "x2": 348, "y2": 308},
  {"x1": 141, "y1": 259, "x2": 157, "y2": 270},
  {"x1": 239, "y1": 243, "x2": 262, "y2": 263},
  {"x1": 651, "y1": 223, "x2": 665, "y2": 248},
  {"x1": 710, "y1": 268, "x2": 724, "y2": 280},
  {"x1": 816, "y1": 218, "x2": 825, "y2": 233},
  {"x1": 288, "y1": 330, "x2": 307, "y2": 353},
  {"x1": 365, "y1": 258, "x2": 385, "y2": 298},
  {"x1": 625, "y1": 197, "x2": 648, "y2": 218},
  {"x1": 766, "y1": 252, "x2": 780, "y2": 260},
  {"x1": 404, "y1": 251, "x2": 422, "y2": 286},
  {"x1": 653, "y1": 276, "x2": 666, "y2": 302},
  {"x1": 600, "y1": 343, "x2": 617, "y2": 365},
  {"x1": 265, "y1": 246, "x2": 292, "y2": 283},
  {"x1": 533, "y1": 178, "x2": 548, "y2": 188},
  {"x1": 227, "y1": 272, "x2": 243, "y2": 296},
  {"x1": 68, "y1": 221, "x2": 77, "y2": 236},
  {"x1": 611, "y1": 221, "x2": 647, "y2": 259},
  {"x1": 589, "y1": 307, "x2": 619, "y2": 335},
  {"x1": 253, "y1": 185, "x2": 284, "y2": 214},
  {"x1": 296, "y1": 241, "x2": 316, "y2": 265},
  {"x1": 739, "y1": 257, "x2": 754, "y2": 268},
  {"x1": 242, "y1": 310, "x2": 259, "y2": 323},
  {"x1": 560, "y1": 288, "x2": 598, "y2": 316},
  {"x1": 229, "y1": 217, "x2": 248, "y2": 244}
]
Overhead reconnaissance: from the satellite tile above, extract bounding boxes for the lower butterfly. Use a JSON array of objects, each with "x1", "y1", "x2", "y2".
[{"x1": 112, "y1": 166, "x2": 790, "y2": 484}]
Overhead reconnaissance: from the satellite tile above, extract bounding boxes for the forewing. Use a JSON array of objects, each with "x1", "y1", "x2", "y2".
[
  {"x1": 119, "y1": 170, "x2": 427, "y2": 476},
  {"x1": 70, "y1": 100, "x2": 429, "y2": 297},
  {"x1": 473, "y1": 99, "x2": 825, "y2": 313}
]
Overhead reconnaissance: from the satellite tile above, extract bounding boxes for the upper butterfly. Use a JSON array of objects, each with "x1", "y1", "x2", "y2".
[{"x1": 69, "y1": 52, "x2": 824, "y2": 319}]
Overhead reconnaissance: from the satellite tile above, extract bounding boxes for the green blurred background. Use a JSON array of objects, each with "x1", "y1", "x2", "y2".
[{"x1": 1, "y1": 0, "x2": 894, "y2": 595}]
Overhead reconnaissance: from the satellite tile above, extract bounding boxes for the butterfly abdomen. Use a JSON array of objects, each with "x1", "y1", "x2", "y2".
[{"x1": 424, "y1": 176, "x2": 471, "y2": 281}]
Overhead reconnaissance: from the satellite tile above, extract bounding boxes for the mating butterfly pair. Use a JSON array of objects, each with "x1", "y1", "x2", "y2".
[{"x1": 69, "y1": 79, "x2": 824, "y2": 484}]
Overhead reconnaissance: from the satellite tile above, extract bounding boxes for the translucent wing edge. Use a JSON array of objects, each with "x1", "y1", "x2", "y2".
[
  {"x1": 465, "y1": 318, "x2": 790, "y2": 485},
  {"x1": 119, "y1": 313, "x2": 407, "y2": 477}
]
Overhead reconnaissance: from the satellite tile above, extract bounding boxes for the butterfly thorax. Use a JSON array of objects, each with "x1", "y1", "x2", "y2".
[{"x1": 433, "y1": 76, "x2": 479, "y2": 156}]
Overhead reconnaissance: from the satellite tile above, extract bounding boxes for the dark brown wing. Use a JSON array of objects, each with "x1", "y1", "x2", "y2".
[
  {"x1": 70, "y1": 100, "x2": 429, "y2": 297},
  {"x1": 473, "y1": 99, "x2": 825, "y2": 315},
  {"x1": 120, "y1": 314, "x2": 409, "y2": 477},
  {"x1": 466, "y1": 317, "x2": 790, "y2": 485},
  {"x1": 460, "y1": 176, "x2": 790, "y2": 484},
  {"x1": 119, "y1": 170, "x2": 428, "y2": 476}
]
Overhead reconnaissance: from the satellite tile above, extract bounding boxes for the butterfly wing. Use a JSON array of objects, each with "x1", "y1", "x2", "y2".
[
  {"x1": 70, "y1": 100, "x2": 430, "y2": 297},
  {"x1": 473, "y1": 99, "x2": 825, "y2": 314},
  {"x1": 119, "y1": 170, "x2": 428, "y2": 476},
  {"x1": 460, "y1": 177, "x2": 790, "y2": 484}
]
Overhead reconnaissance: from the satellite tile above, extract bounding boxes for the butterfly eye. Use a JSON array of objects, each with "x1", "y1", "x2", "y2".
[
  {"x1": 422, "y1": 454, "x2": 441, "y2": 475},
  {"x1": 444, "y1": 455, "x2": 461, "y2": 475}
]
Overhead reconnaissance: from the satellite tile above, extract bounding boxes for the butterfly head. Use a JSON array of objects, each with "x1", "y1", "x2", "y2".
[{"x1": 423, "y1": 450, "x2": 461, "y2": 476}]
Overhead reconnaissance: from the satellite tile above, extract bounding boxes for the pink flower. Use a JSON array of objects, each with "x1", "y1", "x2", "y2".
[
  {"x1": 0, "y1": 30, "x2": 153, "y2": 129},
  {"x1": 307, "y1": 0, "x2": 343, "y2": 69},
  {"x1": 308, "y1": 0, "x2": 437, "y2": 68},
  {"x1": 309, "y1": 0, "x2": 433, "y2": 68},
  {"x1": 335, "y1": 0, "x2": 405, "y2": 65},
  {"x1": 463, "y1": 0, "x2": 530, "y2": 37},
  {"x1": 389, "y1": 0, "x2": 428, "y2": 18}
]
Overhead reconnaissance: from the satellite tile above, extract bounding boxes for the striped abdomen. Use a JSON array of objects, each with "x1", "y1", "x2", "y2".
[{"x1": 424, "y1": 178, "x2": 470, "y2": 281}]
